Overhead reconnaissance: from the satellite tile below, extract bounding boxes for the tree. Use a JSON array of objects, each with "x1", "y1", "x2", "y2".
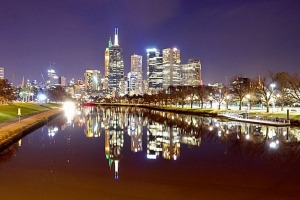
[
  {"x1": 252, "y1": 75, "x2": 276, "y2": 113},
  {"x1": 273, "y1": 72, "x2": 292, "y2": 110},
  {"x1": 47, "y1": 86, "x2": 72, "y2": 102},
  {"x1": 195, "y1": 85, "x2": 210, "y2": 109},
  {"x1": 211, "y1": 86, "x2": 228, "y2": 110},
  {"x1": 286, "y1": 73, "x2": 300, "y2": 105},
  {"x1": 230, "y1": 75, "x2": 251, "y2": 110},
  {"x1": 0, "y1": 79, "x2": 15, "y2": 104}
]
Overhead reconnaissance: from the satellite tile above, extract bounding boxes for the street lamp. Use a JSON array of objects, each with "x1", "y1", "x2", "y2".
[
  {"x1": 246, "y1": 94, "x2": 251, "y2": 110},
  {"x1": 226, "y1": 95, "x2": 230, "y2": 110},
  {"x1": 270, "y1": 83, "x2": 276, "y2": 112},
  {"x1": 270, "y1": 83, "x2": 276, "y2": 90}
]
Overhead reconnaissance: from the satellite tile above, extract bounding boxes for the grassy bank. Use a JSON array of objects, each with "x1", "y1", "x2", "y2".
[{"x1": 0, "y1": 103, "x2": 60, "y2": 123}]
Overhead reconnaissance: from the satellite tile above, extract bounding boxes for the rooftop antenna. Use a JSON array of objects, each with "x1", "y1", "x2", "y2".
[{"x1": 114, "y1": 28, "x2": 119, "y2": 46}]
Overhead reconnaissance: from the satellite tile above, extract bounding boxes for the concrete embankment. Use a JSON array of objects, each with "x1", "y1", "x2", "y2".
[{"x1": 0, "y1": 109, "x2": 63, "y2": 151}]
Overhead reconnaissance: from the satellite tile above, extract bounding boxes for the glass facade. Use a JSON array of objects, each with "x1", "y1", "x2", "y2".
[
  {"x1": 147, "y1": 49, "x2": 163, "y2": 92},
  {"x1": 162, "y1": 48, "x2": 181, "y2": 88}
]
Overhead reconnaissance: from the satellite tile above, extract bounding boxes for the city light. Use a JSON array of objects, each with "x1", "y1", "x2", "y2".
[
  {"x1": 63, "y1": 101, "x2": 76, "y2": 124},
  {"x1": 37, "y1": 94, "x2": 47, "y2": 102},
  {"x1": 146, "y1": 48, "x2": 157, "y2": 52}
]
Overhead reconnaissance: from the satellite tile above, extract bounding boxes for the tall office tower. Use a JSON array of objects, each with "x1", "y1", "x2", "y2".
[
  {"x1": 127, "y1": 72, "x2": 136, "y2": 96},
  {"x1": 146, "y1": 48, "x2": 163, "y2": 94},
  {"x1": 130, "y1": 54, "x2": 143, "y2": 95},
  {"x1": 47, "y1": 69, "x2": 59, "y2": 87},
  {"x1": 181, "y1": 59, "x2": 202, "y2": 86},
  {"x1": 0, "y1": 67, "x2": 4, "y2": 79},
  {"x1": 59, "y1": 76, "x2": 66, "y2": 86},
  {"x1": 162, "y1": 48, "x2": 181, "y2": 88},
  {"x1": 108, "y1": 28, "x2": 124, "y2": 95},
  {"x1": 84, "y1": 70, "x2": 101, "y2": 96},
  {"x1": 131, "y1": 54, "x2": 142, "y2": 74},
  {"x1": 104, "y1": 38, "x2": 113, "y2": 77}
]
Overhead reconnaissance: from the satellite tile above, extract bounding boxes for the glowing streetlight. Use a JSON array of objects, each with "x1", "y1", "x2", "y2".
[{"x1": 270, "y1": 83, "x2": 276, "y2": 90}]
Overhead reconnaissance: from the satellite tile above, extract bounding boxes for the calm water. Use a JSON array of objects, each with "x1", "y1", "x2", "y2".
[{"x1": 0, "y1": 106, "x2": 300, "y2": 200}]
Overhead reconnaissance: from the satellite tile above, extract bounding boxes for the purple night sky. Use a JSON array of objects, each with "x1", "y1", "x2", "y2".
[{"x1": 0, "y1": 0, "x2": 299, "y2": 85}]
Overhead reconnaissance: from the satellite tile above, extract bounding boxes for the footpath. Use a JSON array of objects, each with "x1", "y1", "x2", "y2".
[{"x1": 0, "y1": 108, "x2": 62, "y2": 151}]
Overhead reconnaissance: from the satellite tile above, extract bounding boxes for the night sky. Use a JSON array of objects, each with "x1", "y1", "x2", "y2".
[{"x1": 0, "y1": 0, "x2": 299, "y2": 85}]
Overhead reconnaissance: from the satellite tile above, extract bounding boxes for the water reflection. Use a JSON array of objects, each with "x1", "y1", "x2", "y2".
[
  {"x1": 70, "y1": 107, "x2": 300, "y2": 165},
  {"x1": 2, "y1": 106, "x2": 300, "y2": 181}
]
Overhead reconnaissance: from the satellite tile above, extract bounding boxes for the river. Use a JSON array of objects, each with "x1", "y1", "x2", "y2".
[{"x1": 0, "y1": 106, "x2": 300, "y2": 200}]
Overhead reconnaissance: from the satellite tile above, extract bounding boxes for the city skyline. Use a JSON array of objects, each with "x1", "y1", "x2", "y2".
[{"x1": 0, "y1": 0, "x2": 299, "y2": 85}]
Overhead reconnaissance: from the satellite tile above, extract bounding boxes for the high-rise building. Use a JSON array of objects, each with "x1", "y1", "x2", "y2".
[
  {"x1": 47, "y1": 69, "x2": 59, "y2": 87},
  {"x1": 0, "y1": 67, "x2": 4, "y2": 79},
  {"x1": 131, "y1": 54, "x2": 142, "y2": 75},
  {"x1": 127, "y1": 72, "x2": 137, "y2": 96},
  {"x1": 181, "y1": 59, "x2": 202, "y2": 86},
  {"x1": 130, "y1": 54, "x2": 143, "y2": 95},
  {"x1": 84, "y1": 70, "x2": 101, "y2": 96},
  {"x1": 108, "y1": 28, "x2": 124, "y2": 95},
  {"x1": 147, "y1": 48, "x2": 163, "y2": 93},
  {"x1": 104, "y1": 38, "x2": 113, "y2": 77},
  {"x1": 162, "y1": 48, "x2": 181, "y2": 88},
  {"x1": 59, "y1": 76, "x2": 66, "y2": 87}
]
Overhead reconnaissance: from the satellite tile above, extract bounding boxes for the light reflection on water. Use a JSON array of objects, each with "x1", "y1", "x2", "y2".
[
  {"x1": 1, "y1": 106, "x2": 300, "y2": 199},
  {"x1": 67, "y1": 106, "x2": 300, "y2": 167}
]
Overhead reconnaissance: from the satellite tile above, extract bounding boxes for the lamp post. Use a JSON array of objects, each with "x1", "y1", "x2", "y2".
[
  {"x1": 226, "y1": 95, "x2": 230, "y2": 110},
  {"x1": 270, "y1": 83, "x2": 276, "y2": 113},
  {"x1": 209, "y1": 96, "x2": 213, "y2": 109},
  {"x1": 246, "y1": 94, "x2": 251, "y2": 110}
]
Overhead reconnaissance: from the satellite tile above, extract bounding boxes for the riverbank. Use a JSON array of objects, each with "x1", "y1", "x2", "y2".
[
  {"x1": 99, "y1": 103, "x2": 300, "y2": 126},
  {"x1": 0, "y1": 108, "x2": 62, "y2": 151}
]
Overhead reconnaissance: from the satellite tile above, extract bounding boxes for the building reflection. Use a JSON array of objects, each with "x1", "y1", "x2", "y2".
[
  {"x1": 40, "y1": 105, "x2": 300, "y2": 179},
  {"x1": 128, "y1": 111, "x2": 143, "y2": 153}
]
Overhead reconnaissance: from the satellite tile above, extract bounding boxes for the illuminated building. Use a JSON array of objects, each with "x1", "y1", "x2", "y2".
[
  {"x1": 130, "y1": 54, "x2": 143, "y2": 95},
  {"x1": 108, "y1": 28, "x2": 124, "y2": 95},
  {"x1": 146, "y1": 48, "x2": 163, "y2": 94},
  {"x1": 47, "y1": 69, "x2": 59, "y2": 87},
  {"x1": 84, "y1": 70, "x2": 101, "y2": 96},
  {"x1": 162, "y1": 48, "x2": 181, "y2": 88},
  {"x1": 127, "y1": 72, "x2": 135, "y2": 95},
  {"x1": 0, "y1": 67, "x2": 4, "y2": 79},
  {"x1": 181, "y1": 59, "x2": 202, "y2": 86},
  {"x1": 104, "y1": 38, "x2": 112, "y2": 77},
  {"x1": 118, "y1": 78, "x2": 128, "y2": 96},
  {"x1": 59, "y1": 76, "x2": 66, "y2": 86}
]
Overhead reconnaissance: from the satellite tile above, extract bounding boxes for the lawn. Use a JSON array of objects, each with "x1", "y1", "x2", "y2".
[{"x1": 0, "y1": 103, "x2": 60, "y2": 123}]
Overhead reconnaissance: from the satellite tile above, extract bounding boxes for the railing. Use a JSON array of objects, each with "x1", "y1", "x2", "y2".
[{"x1": 218, "y1": 112, "x2": 290, "y2": 125}]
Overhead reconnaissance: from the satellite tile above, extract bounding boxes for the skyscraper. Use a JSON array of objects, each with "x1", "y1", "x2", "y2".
[
  {"x1": 130, "y1": 54, "x2": 143, "y2": 95},
  {"x1": 181, "y1": 59, "x2": 202, "y2": 86},
  {"x1": 147, "y1": 48, "x2": 163, "y2": 94},
  {"x1": 108, "y1": 28, "x2": 124, "y2": 95},
  {"x1": 47, "y1": 69, "x2": 59, "y2": 87},
  {"x1": 131, "y1": 54, "x2": 142, "y2": 75},
  {"x1": 162, "y1": 48, "x2": 181, "y2": 88},
  {"x1": 84, "y1": 69, "x2": 101, "y2": 96},
  {"x1": 104, "y1": 38, "x2": 112, "y2": 77}
]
